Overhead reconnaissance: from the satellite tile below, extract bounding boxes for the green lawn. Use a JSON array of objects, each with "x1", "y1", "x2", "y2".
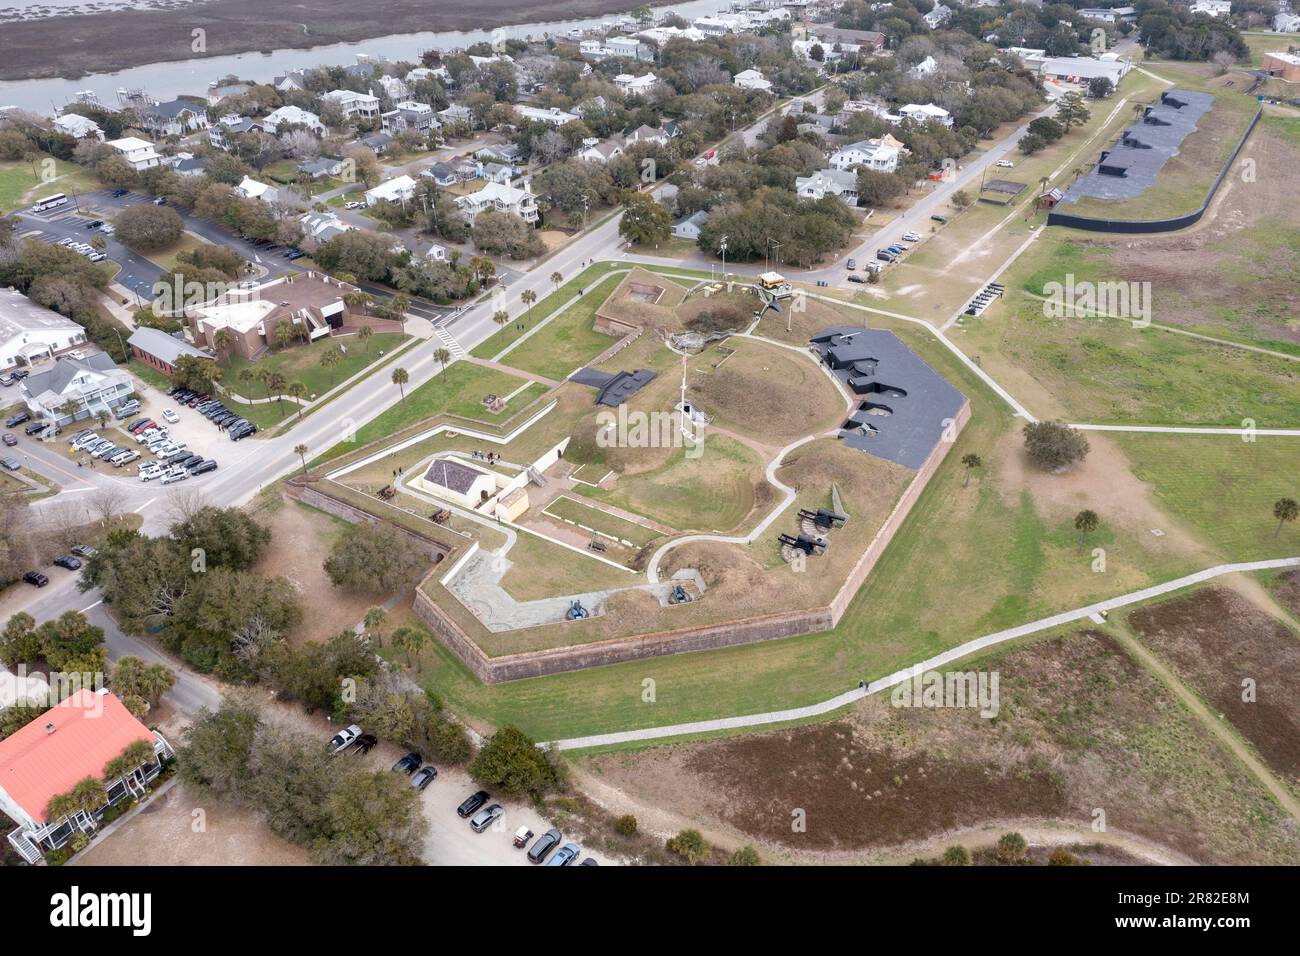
[
  {"x1": 0, "y1": 156, "x2": 101, "y2": 214},
  {"x1": 340, "y1": 360, "x2": 538, "y2": 450},
  {"x1": 470, "y1": 262, "x2": 623, "y2": 359},
  {"x1": 543, "y1": 494, "x2": 664, "y2": 548},
  {"x1": 1113, "y1": 433, "x2": 1300, "y2": 561},
  {"x1": 495, "y1": 273, "x2": 622, "y2": 380},
  {"x1": 224, "y1": 333, "x2": 407, "y2": 401}
]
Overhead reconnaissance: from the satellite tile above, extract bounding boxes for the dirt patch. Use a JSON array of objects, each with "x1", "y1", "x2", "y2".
[
  {"x1": 251, "y1": 496, "x2": 379, "y2": 646},
  {"x1": 1128, "y1": 585, "x2": 1300, "y2": 792},
  {"x1": 584, "y1": 629, "x2": 1300, "y2": 864},
  {"x1": 1272, "y1": 569, "x2": 1300, "y2": 622},
  {"x1": 77, "y1": 781, "x2": 310, "y2": 867}
]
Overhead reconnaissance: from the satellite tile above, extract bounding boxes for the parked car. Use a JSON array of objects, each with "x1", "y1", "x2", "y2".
[
  {"x1": 411, "y1": 766, "x2": 438, "y2": 791},
  {"x1": 931, "y1": 214, "x2": 948, "y2": 224},
  {"x1": 328, "y1": 724, "x2": 363, "y2": 754},
  {"x1": 902, "y1": 232, "x2": 922, "y2": 242},
  {"x1": 995, "y1": 159, "x2": 1014, "y2": 168},
  {"x1": 110, "y1": 187, "x2": 129, "y2": 197},
  {"x1": 456, "y1": 790, "x2": 489, "y2": 818},
  {"x1": 392, "y1": 752, "x2": 423, "y2": 775},
  {"x1": 846, "y1": 258, "x2": 856, "y2": 270},
  {"x1": 71, "y1": 545, "x2": 97, "y2": 558},
  {"x1": 580, "y1": 858, "x2": 599, "y2": 866},
  {"x1": 2, "y1": 457, "x2": 21, "y2": 471},
  {"x1": 160, "y1": 468, "x2": 188, "y2": 484},
  {"x1": 84, "y1": 219, "x2": 103, "y2": 229},
  {"x1": 351, "y1": 733, "x2": 377, "y2": 754},
  {"x1": 189, "y1": 459, "x2": 218, "y2": 476},
  {"x1": 527, "y1": 829, "x2": 562, "y2": 864},
  {"x1": 469, "y1": 804, "x2": 503, "y2": 833},
  {"x1": 5, "y1": 411, "x2": 31, "y2": 427},
  {"x1": 1, "y1": 434, "x2": 16, "y2": 447},
  {"x1": 152, "y1": 196, "x2": 167, "y2": 205},
  {"x1": 114, "y1": 400, "x2": 141, "y2": 419},
  {"x1": 847, "y1": 275, "x2": 866, "y2": 284},
  {"x1": 0, "y1": 374, "x2": 13, "y2": 387},
  {"x1": 53, "y1": 555, "x2": 82, "y2": 571},
  {"x1": 23, "y1": 421, "x2": 46, "y2": 436},
  {"x1": 22, "y1": 571, "x2": 49, "y2": 587},
  {"x1": 545, "y1": 843, "x2": 581, "y2": 867}
]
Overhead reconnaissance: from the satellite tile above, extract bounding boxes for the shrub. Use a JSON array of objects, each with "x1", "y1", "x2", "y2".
[
  {"x1": 995, "y1": 831, "x2": 1029, "y2": 864},
  {"x1": 615, "y1": 814, "x2": 638, "y2": 836},
  {"x1": 665, "y1": 828, "x2": 710, "y2": 864},
  {"x1": 1023, "y1": 420, "x2": 1090, "y2": 471},
  {"x1": 727, "y1": 845, "x2": 761, "y2": 866},
  {"x1": 942, "y1": 844, "x2": 972, "y2": 866}
]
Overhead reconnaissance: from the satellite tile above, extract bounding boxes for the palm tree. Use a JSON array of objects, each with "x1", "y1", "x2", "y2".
[
  {"x1": 391, "y1": 625, "x2": 428, "y2": 670},
  {"x1": 1274, "y1": 498, "x2": 1298, "y2": 539},
  {"x1": 493, "y1": 309, "x2": 509, "y2": 329},
  {"x1": 521, "y1": 288, "x2": 537, "y2": 325},
  {"x1": 287, "y1": 380, "x2": 308, "y2": 419},
  {"x1": 294, "y1": 443, "x2": 309, "y2": 475},
  {"x1": 550, "y1": 271, "x2": 563, "y2": 293},
  {"x1": 363, "y1": 606, "x2": 388, "y2": 647},
  {"x1": 94, "y1": 409, "x2": 110, "y2": 431},
  {"x1": 103, "y1": 740, "x2": 156, "y2": 791},
  {"x1": 391, "y1": 366, "x2": 409, "y2": 401},
  {"x1": 960, "y1": 453, "x2": 982, "y2": 488},
  {"x1": 434, "y1": 347, "x2": 451, "y2": 379},
  {"x1": 1074, "y1": 509, "x2": 1099, "y2": 545},
  {"x1": 59, "y1": 398, "x2": 79, "y2": 427},
  {"x1": 237, "y1": 366, "x2": 255, "y2": 400},
  {"x1": 319, "y1": 346, "x2": 343, "y2": 388},
  {"x1": 391, "y1": 293, "x2": 411, "y2": 334},
  {"x1": 213, "y1": 328, "x2": 233, "y2": 361},
  {"x1": 256, "y1": 366, "x2": 273, "y2": 401},
  {"x1": 357, "y1": 324, "x2": 374, "y2": 352},
  {"x1": 267, "y1": 371, "x2": 287, "y2": 416}
]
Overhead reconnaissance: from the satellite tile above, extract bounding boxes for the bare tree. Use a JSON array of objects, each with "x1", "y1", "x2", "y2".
[
  {"x1": 89, "y1": 486, "x2": 128, "y2": 525},
  {"x1": 163, "y1": 486, "x2": 209, "y2": 527}
]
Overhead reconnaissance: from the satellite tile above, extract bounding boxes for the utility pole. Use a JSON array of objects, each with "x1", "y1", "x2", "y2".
[{"x1": 719, "y1": 235, "x2": 729, "y2": 280}]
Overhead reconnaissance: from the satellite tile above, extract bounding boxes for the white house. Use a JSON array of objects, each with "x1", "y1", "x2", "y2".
[
  {"x1": 829, "y1": 139, "x2": 901, "y2": 173},
  {"x1": 1037, "y1": 56, "x2": 1131, "y2": 86},
  {"x1": 516, "y1": 105, "x2": 579, "y2": 127},
  {"x1": 52, "y1": 113, "x2": 103, "y2": 141},
  {"x1": 299, "y1": 210, "x2": 351, "y2": 247},
  {"x1": 1275, "y1": 12, "x2": 1300, "y2": 31},
  {"x1": 236, "y1": 176, "x2": 280, "y2": 204},
  {"x1": 625, "y1": 124, "x2": 670, "y2": 146},
  {"x1": 364, "y1": 174, "x2": 418, "y2": 207},
  {"x1": 672, "y1": 210, "x2": 708, "y2": 240},
  {"x1": 324, "y1": 89, "x2": 381, "y2": 119},
  {"x1": 607, "y1": 35, "x2": 652, "y2": 60},
  {"x1": 0, "y1": 289, "x2": 86, "y2": 371},
  {"x1": 924, "y1": 3, "x2": 952, "y2": 28},
  {"x1": 577, "y1": 138, "x2": 624, "y2": 163},
  {"x1": 263, "y1": 105, "x2": 325, "y2": 134},
  {"x1": 734, "y1": 69, "x2": 774, "y2": 92},
  {"x1": 105, "y1": 136, "x2": 161, "y2": 172},
  {"x1": 614, "y1": 73, "x2": 659, "y2": 96},
  {"x1": 20, "y1": 354, "x2": 134, "y2": 425},
  {"x1": 455, "y1": 180, "x2": 539, "y2": 222},
  {"x1": 1190, "y1": 0, "x2": 1231, "y2": 16},
  {"x1": 911, "y1": 55, "x2": 938, "y2": 77},
  {"x1": 795, "y1": 168, "x2": 859, "y2": 202},
  {"x1": 377, "y1": 75, "x2": 410, "y2": 101},
  {"x1": 898, "y1": 103, "x2": 953, "y2": 127}
]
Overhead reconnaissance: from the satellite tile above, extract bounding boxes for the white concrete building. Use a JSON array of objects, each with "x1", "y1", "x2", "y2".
[
  {"x1": 1190, "y1": 0, "x2": 1231, "y2": 16},
  {"x1": 516, "y1": 105, "x2": 579, "y2": 127},
  {"x1": 614, "y1": 73, "x2": 659, "y2": 96},
  {"x1": 795, "y1": 168, "x2": 859, "y2": 202},
  {"x1": 236, "y1": 176, "x2": 280, "y2": 204},
  {"x1": 105, "y1": 136, "x2": 161, "y2": 172},
  {"x1": 0, "y1": 289, "x2": 86, "y2": 371},
  {"x1": 898, "y1": 103, "x2": 953, "y2": 127}
]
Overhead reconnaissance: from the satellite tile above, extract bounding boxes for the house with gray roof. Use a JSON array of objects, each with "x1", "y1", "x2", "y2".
[{"x1": 19, "y1": 353, "x2": 133, "y2": 425}]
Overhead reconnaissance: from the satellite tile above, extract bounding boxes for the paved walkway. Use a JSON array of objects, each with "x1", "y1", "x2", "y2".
[{"x1": 546, "y1": 556, "x2": 1300, "y2": 749}]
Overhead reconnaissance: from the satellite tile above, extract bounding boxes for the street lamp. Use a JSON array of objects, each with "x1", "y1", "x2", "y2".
[{"x1": 718, "y1": 235, "x2": 729, "y2": 280}]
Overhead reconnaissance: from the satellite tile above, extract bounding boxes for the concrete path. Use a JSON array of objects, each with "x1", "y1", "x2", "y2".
[{"x1": 546, "y1": 556, "x2": 1300, "y2": 750}]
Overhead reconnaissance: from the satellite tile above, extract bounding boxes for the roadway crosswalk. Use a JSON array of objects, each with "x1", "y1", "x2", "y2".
[{"x1": 433, "y1": 325, "x2": 466, "y2": 359}]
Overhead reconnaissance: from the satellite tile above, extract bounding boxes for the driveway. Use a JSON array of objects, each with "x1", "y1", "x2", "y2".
[{"x1": 15, "y1": 204, "x2": 166, "y2": 303}]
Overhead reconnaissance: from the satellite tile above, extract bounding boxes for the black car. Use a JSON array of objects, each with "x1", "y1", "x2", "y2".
[
  {"x1": 456, "y1": 790, "x2": 490, "y2": 818},
  {"x1": 411, "y1": 766, "x2": 438, "y2": 791},
  {"x1": 126, "y1": 417, "x2": 150, "y2": 431},
  {"x1": 178, "y1": 454, "x2": 204, "y2": 469},
  {"x1": 392, "y1": 752, "x2": 422, "y2": 775},
  {"x1": 84, "y1": 219, "x2": 102, "y2": 229},
  {"x1": 527, "y1": 829, "x2": 562, "y2": 864},
  {"x1": 1, "y1": 434, "x2": 16, "y2": 447},
  {"x1": 22, "y1": 571, "x2": 49, "y2": 587},
  {"x1": 53, "y1": 555, "x2": 82, "y2": 571},
  {"x1": 351, "y1": 733, "x2": 377, "y2": 754},
  {"x1": 110, "y1": 187, "x2": 129, "y2": 197},
  {"x1": 23, "y1": 421, "x2": 46, "y2": 435},
  {"x1": 931, "y1": 214, "x2": 948, "y2": 224},
  {"x1": 580, "y1": 858, "x2": 599, "y2": 866},
  {"x1": 230, "y1": 425, "x2": 257, "y2": 441},
  {"x1": 189, "y1": 460, "x2": 218, "y2": 476},
  {"x1": 10, "y1": 369, "x2": 27, "y2": 382},
  {"x1": 5, "y1": 412, "x2": 30, "y2": 428}
]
